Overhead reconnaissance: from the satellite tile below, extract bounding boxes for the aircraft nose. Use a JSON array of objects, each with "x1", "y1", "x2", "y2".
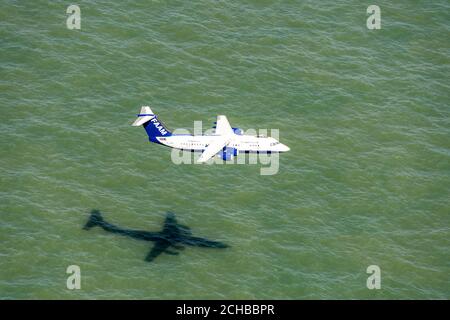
[{"x1": 279, "y1": 144, "x2": 290, "y2": 152}]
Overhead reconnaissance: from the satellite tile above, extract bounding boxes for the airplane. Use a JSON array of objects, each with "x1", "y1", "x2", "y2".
[
  {"x1": 83, "y1": 210, "x2": 228, "y2": 262},
  {"x1": 132, "y1": 106, "x2": 290, "y2": 162}
]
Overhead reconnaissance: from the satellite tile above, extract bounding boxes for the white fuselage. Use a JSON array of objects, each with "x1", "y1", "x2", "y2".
[{"x1": 156, "y1": 134, "x2": 290, "y2": 153}]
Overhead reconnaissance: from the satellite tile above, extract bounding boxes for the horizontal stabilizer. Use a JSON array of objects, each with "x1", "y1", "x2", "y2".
[
  {"x1": 132, "y1": 106, "x2": 154, "y2": 126},
  {"x1": 132, "y1": 116, "x2": 153, "y2": 126}
]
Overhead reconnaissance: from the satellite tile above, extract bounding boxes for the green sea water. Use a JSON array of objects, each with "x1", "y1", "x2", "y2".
[{"x1": 1, "y1": 0, "x2": 449, "y2": 299}]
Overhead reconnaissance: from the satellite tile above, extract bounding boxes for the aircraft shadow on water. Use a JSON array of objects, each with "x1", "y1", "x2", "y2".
[{"x1": 83, "y1": 210, "x2": 229, "y2": 262}]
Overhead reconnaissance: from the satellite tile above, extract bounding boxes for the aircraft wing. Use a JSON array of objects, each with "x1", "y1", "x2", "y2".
[
  {"x1": 145, "y1": 240, "x2": 171, "y2": 262},
  {"x1": 197, "y1": 136, "x2": 231, "y2": 163},
  {"x1": 214, "y1": 115, "x2": 232, "y2": 135}
]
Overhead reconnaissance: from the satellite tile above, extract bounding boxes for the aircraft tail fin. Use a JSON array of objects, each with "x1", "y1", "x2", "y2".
[
  {"x1": 83, "y1": 209, "x2": 104, "y2": 230},
  {"x1": 132, "y1": 106, "x2": 172, "y2": 141}
]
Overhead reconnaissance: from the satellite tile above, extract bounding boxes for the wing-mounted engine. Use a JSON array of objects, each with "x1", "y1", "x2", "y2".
[
  {"x1": 219, "y1": 147, "x2": 238, "y2": 161},
  {"x1": 232, "y1": 127, "x2": 243, "y2": 135}
]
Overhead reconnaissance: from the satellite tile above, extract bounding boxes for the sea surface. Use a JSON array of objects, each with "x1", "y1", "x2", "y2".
[{"x1": 0, "y1": 0, "x2": 449, "y2": 299}]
